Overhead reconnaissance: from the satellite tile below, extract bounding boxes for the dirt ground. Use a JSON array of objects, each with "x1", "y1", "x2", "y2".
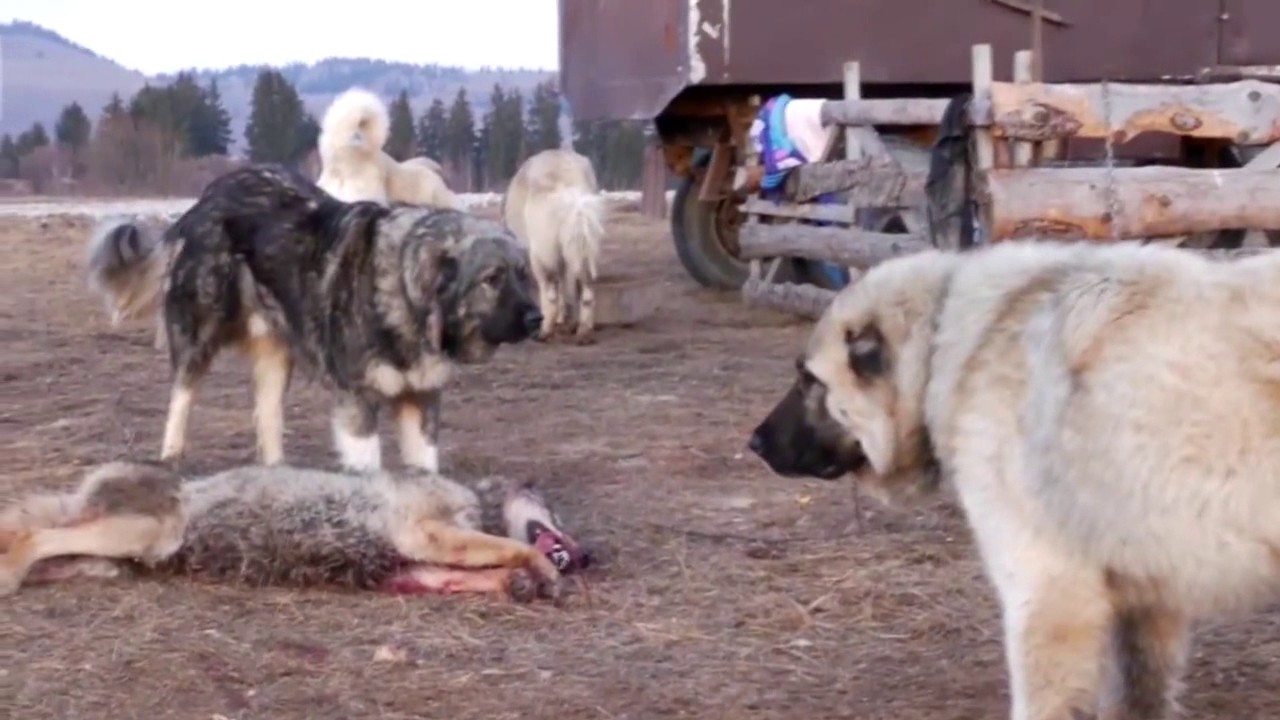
[{"x1": 3, "y1": 204, "x2": 1279, "y2": 720}]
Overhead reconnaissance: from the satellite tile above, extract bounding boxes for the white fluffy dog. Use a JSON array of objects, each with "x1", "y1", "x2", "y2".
[
  {"x1": 502, "y1": 148, "x2": 606, "y2": 344},
  {"x1": 315, "y1": 87, "x2": 462, "y2": 210}
]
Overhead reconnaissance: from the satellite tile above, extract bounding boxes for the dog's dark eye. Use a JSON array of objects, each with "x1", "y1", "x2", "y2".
[
  {"x1": 483, "y1": 271, "x2": 504, "y2": 289},
  {"x1": 846, "y1": 325, "x2": 887, "y2": 378}
]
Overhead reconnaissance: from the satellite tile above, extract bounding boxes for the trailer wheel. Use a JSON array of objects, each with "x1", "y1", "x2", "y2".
[{"x1": 670, "y1": 152, "x2": 807, "y2": 290}]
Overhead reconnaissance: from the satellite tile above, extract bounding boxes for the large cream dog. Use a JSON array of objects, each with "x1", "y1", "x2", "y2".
[
  {"x1": 502, "y1": 148, "x2": 605, "y2": 343},
  {"x1": 749, "y1": 239, "x2": 1280, "y2": 719},
  {"x1": 316, "y1": 87, "x2": 462, "y2": 209}
]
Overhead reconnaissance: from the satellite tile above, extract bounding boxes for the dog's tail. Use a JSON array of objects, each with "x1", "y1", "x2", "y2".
[
  {"x1": 318, "y1": 87, "x2": 390, "y2": 164},
  {"x1": 549, "y1": 186, "x2": 605, "y2": 287},
  {"x1": 85, "y1": 217, "x2": 169, "y2": 326},
  {"x1": 925, "y1": 92, "x2": 976, "y2": 250}
]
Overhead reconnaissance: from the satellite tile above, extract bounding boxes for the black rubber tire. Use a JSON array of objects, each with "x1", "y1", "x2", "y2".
[{"x1": 669, "y1": 153, "x2": 808, "y2": 290}]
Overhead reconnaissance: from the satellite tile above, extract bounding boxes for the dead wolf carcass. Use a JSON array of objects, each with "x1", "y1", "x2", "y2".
[
  {"x1": 86, "y1": 163, "x2": 542, "y2": 474},
  {"x1": 0, "y1": 461, "x2": 590, "y2": 600},
  {"x1": 502, "y1": 148, "x2": 605, "y2": 344}
]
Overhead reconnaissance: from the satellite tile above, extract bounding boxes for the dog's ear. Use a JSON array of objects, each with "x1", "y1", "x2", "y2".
[
  {"x1": 424, "y1": 243, "x2": 459, "y2": 297},
  {"x1": 845, "y1": 324, "x2": 888, "y2": 379}
]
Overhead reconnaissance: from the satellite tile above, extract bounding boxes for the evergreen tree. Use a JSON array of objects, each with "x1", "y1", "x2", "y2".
[
  {"x1": 16, "y1": 122, "x2": 50, "y2": 155},
  {"x1": 0, "y1": 134, "x2": 18, "y2": 178},
  {"x1": 102, "y1": 93, "x2": 127, "y2": 122},
  {"x1": 54, "y1": 102, "x2": 92, "y2": 152},
  {"x1": 416, "y1": 98, "x2": 448, "y2": 161},
  {"x1": 386, "y1": 90, "x2": 416, "y2": 161},
  {"x1": 482, "y1": 84, "x2": 525, "y2": 188},
  {"x1": 444, "y1": 88, "x2": 475, "y2": 190},
  {"x1": 524, "y1": 80, "x2": 562, "y2": 155},
  {"x1": 244, "y1": 69, "x2": 310, "y2": 164},
  {"x1": 188, "y1": 78, "x2": 233, "y2": 156}
]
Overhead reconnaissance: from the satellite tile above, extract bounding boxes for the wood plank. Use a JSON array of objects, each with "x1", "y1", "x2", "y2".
[
  {"x1": 819, "y1": 98, "x2": 951, "y2": 127},
  {"x1": 982, "y1": 166, "x2": 1280, "y2": 241},
  {"x1": 741, "y1": 199, "x2": 854, "y2": 224},
  {"x1": 741, "y1": 277, "x2": 836, "y2": 320},
  {"x1": 739, "y1": 222, "x2": 929, "y2": 268},
  {"x1": 782, "y1": 156, "x2": 926, "y2": 206},
  {"x1": 984, "y1": 79, "x2": 1280, "y2": 143}
]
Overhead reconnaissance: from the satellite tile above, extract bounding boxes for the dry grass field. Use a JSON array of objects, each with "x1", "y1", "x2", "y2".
[{"x1": 2, "y1": 202, "x2": 1279, "y2": 719}]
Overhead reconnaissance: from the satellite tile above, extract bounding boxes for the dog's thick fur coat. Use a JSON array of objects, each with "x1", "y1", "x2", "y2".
[
  {"x1": 316, "y1": 87, "x2": 462, "y2": 210},
  {"x1": 0, "y1": 462, "x2": 581, "y2": 600},
  {"x1": 750, "y1": 239, "x2": 1280, "y2": 719},
  {"x1": 85, "y1": 163, "x2": 542, "y2": 473},
  {"x1": 502, "y1": 148, "x2": 605, "y2": 343}
]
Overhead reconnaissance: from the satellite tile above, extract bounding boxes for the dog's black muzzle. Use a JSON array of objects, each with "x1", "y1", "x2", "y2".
[
  {"x1": 522, "y1": 306, "x2": 543, "y2": 336},
  {"x1": 749, "y1": 382, "x2": 863, "y2": 481}
]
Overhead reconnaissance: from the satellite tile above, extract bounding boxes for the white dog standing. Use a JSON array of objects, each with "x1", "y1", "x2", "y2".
[
  {"x1": 316, "y1": 87, "x2": 462, "y2": 209},
  {"x1": 502, "y1": 148, "x2": 606, "y2": 344}
]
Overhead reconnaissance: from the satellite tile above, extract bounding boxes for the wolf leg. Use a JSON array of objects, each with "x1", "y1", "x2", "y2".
[
  {"x1": 332, "y1": 393, "x2": 381, "y2": 473},
  {"x1": 392, "y1": 518, "x2": 561, "y2": 599},
  {"x1": 0, "y1": 514, "x2": 181, "y2": 596},
  {"x1": 1098, "y1": 603, "x2": 1191, "y2": 720},
  {"x1": 395, "y1": 390, "x2": 441, "y2": 473},
  {"x1": 247, "y1": 332, "x2": 292, "y2": 466},
  {"x1": 384, "y1": 565, "x2": 540, "y2": 602}
]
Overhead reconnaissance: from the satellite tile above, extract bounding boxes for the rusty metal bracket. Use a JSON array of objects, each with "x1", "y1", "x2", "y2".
[{"x1": 989, "y1": 0, "x2": 1070, "y2": 26}]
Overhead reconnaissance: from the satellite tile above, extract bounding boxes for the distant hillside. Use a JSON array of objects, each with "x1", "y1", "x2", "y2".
[
  {"x1": 1, "y1": 21, "x2": 555, "y2": 152},
  {"x1": 0, "y1": 21, "x2": 147, "y2": 137}
]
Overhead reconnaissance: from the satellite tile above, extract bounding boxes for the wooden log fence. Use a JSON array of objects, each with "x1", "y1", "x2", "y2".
[{"x1": 740, "y1": 42, "x2": 1280, "y2": 320}]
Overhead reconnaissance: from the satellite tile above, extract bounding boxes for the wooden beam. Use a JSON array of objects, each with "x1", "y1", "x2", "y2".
[
  {"x1": 742, "y1": 277, "x2": 836, "y2": 320},
  {"x1": 819, "y1": 98, "x2": 951, "y2": 127},
  {"x1": 984, "y1": 79, "x2": 1280, "y2": 144},
  {"x1": 982, "y1": 166, "x2": 1280, "y2": 241},
  {"x1": 739, "y1": 222, "x2": 929, "y2": 268},
  {"x1": 990, "y1": 0, "x2": 1069, "y2": 25},
  {"x1": 782, "y1": 156, "x2": 925, "y2": 206},
  {"x1": 741, "y1": 198, "x2": 854, "y2": 224}
]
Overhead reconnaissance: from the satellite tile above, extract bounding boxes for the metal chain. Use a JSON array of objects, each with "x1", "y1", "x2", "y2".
[{"x1": 1100, "y1": 78, "x2": 1122, "y2": 241}]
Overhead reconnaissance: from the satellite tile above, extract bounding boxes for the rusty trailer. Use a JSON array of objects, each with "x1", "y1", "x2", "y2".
[{"x1": 559, "y1": 0, "x2": 1280, "y2": 291}]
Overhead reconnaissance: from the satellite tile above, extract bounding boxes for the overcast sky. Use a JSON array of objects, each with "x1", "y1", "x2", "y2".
[{"x1": 2, "y1": 0, "x2": 559, "y2": 74}]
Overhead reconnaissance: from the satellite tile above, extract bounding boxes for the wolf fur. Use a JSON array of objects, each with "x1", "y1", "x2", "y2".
[
  {"x1": 85, "y1": 163, "x2": 542, "y2": 474},
  {"x1": 0, "y1": 461, "x2": 589, "y2": 600},
  {"x1": 502, "y1": 148, "x2": 605, "y2": 343},
  {"x1": 749, "y1": 238, "x2": 1280, "y2": 719},
  {"x1": 316, "y1": 87, "x2": 462, "y2": 210}
]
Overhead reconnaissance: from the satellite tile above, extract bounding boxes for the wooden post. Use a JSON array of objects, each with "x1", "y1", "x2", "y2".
[
  {"x1": 1011, "y1": 50, "x2": 1035, "y2": 168},
  {"x1": 639, "y1": 142, "x2": 668, "y2": 219},
  {"x1": 971, "y1": 44, "x2": 996, "y2": 241},
  {"x1": 841, "y1": 62, "x2": 868, "y2": 279}
]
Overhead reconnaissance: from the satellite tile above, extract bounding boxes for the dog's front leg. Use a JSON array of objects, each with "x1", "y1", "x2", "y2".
[
  {"x1": 160, "y1": 367, "x2": 206, "y2": 464},
  {"x1": 395, "y1": 390, "x2": 441, "y2": 474},
  {"x1": 1097, "y1": 601, "x2": 1191, "y2": 720},
  {"x1": 331, "y1": 393, "x2": 382, "y2": 474}
]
